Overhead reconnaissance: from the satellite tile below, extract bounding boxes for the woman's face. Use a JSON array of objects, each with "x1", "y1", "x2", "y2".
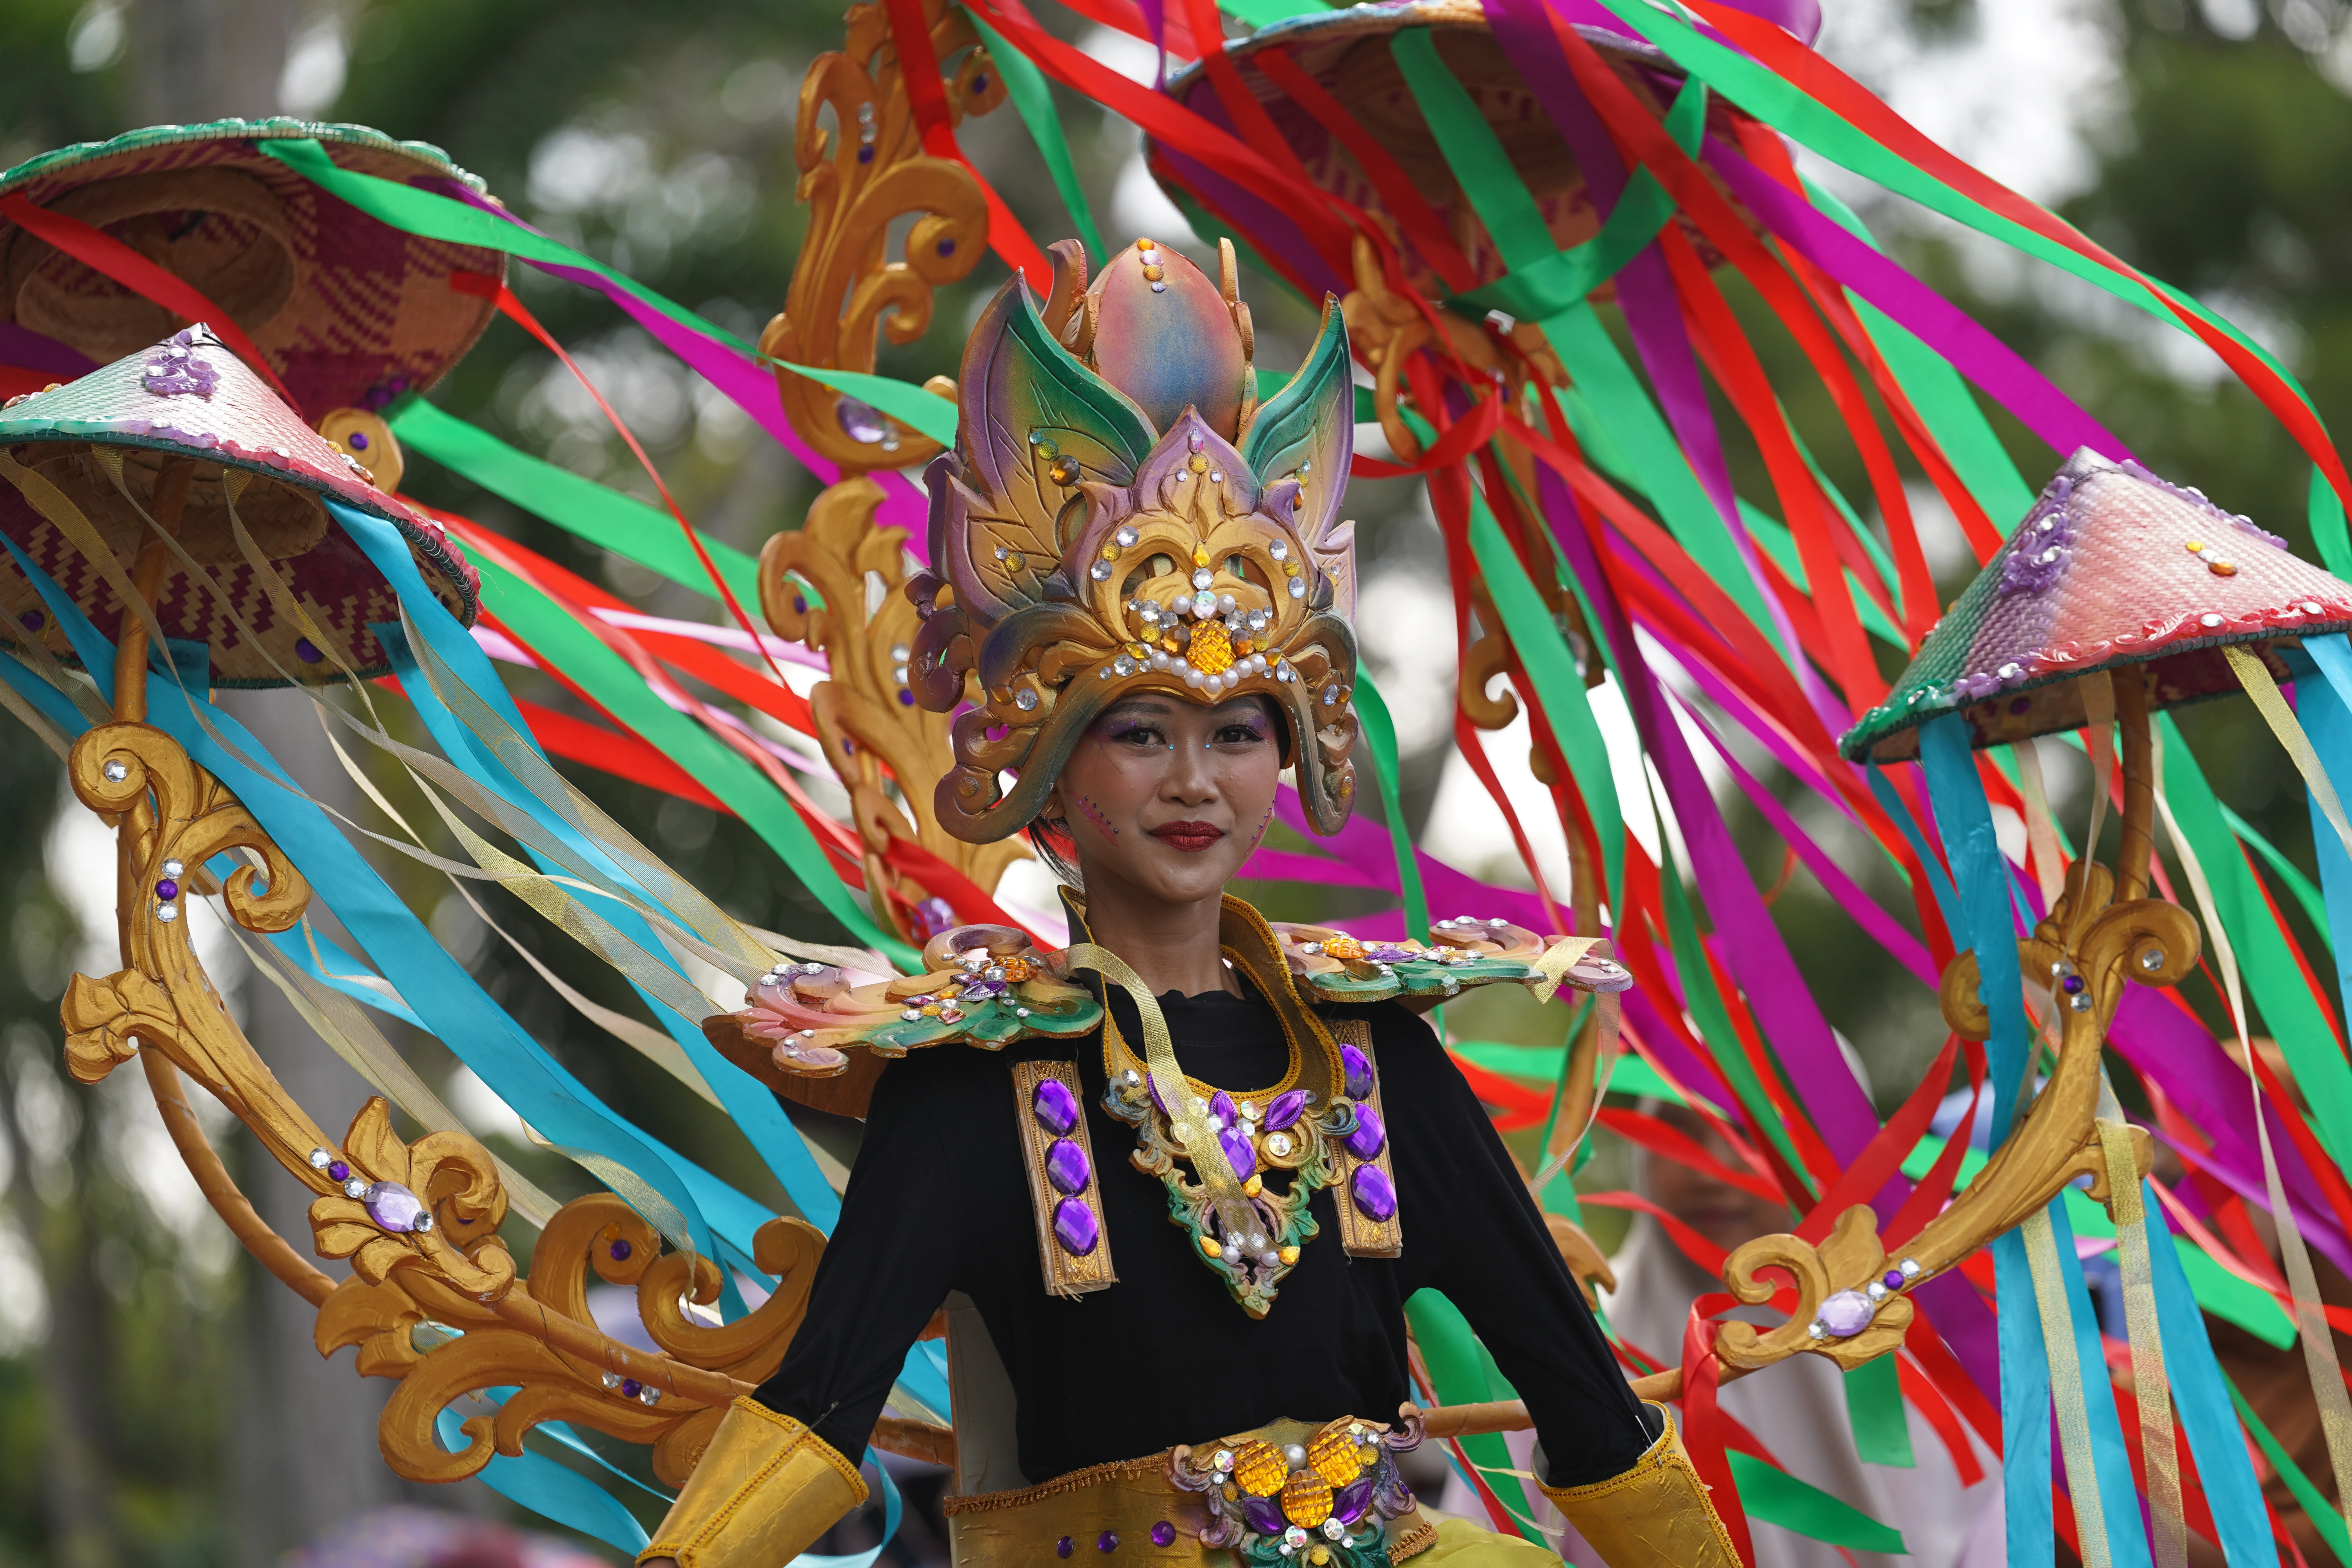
[{"x1": 1044, "y1": 694, "x2": 1285, "y2": 907}]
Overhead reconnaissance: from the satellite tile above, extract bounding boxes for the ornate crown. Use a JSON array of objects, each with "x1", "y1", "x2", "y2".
[{"x1": 908, "y1": 237, "x2": 1360, "y2": 844}]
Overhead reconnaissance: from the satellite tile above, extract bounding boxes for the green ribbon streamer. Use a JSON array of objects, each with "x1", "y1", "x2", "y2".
[
  {"x1": 2229, "y1": 1372, "x2": 2352, "y2": 1565},
  {"x1": 1385, "y1": 28, "x2": 1782, "y2": 654},
  {"x1": 1463, "y1": 496, "x2": 1626, "y2": 911},
  {"x1": 1841, "y1": 1352, "x2": 1917, "y2": 1470},
  {"x1": 1405, "y1": 1289, "x2": 1543, "y2": 1541},
  {"x1": 257, "y1": 138, "x2": 956, "y2": 445},
  {"x1": 2158, "y1": 711, "x2": 2352, "y2": 1170},
  {"x1": 1352, "y1": 670, "x2": 1431, "y2": 942},
  {"x1": 1728, "y1": 1451, "x2": 1907, "y2": 1553},
  {"x1": 1449, "y1": 75, "x2": 1709, "y2": 324},
  {"x1": 388, "y1": 396, "x2": 762, "y2": 606},
  {"x1": 466, "y1": 551, "x2": 918, "y2": 968},
  {"x1": 965, "y1": 11, "x2": 1108, "y2": 266},
  {"x1": 2316, "y1": 462, "x2": 2352, "y2": 579}
]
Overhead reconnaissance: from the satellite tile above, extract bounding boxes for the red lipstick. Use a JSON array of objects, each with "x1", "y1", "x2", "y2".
[{"x1": 1148, "y1": 820, "x2": 1226, "y2": 853}]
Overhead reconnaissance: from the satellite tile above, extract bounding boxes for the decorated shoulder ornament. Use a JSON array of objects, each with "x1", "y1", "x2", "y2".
[
  {"x1": 1274, "y1": 916, "x2": 1631, "y2": 1004},
  {"x1": 906, "y1": 236, "x2": 1361, "y2": 845}
]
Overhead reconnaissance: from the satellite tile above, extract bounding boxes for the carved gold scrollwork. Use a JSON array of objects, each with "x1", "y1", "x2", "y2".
[
  {"x1": 760, "y1": 0, "x2": 1004, "y2": 473},
  {"x1": 1706, "y1": 858, "x2": 2195, "y2": 1377},
  {"x1": 307, "y1": 1099, "x2": 515, "y2": 1301},
  {"x1": 761, "y1": 475, "x2": 1028, "y2": 942},
  {"x1": 319, "y1": 1191, "x2": 827, "y2": 1487}
]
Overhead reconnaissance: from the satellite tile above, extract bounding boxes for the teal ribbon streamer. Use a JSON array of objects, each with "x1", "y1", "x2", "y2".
[
  {"x1": 1918, "y1": 715, "x2": 2030, "y2": 1141},
  {"x1": 2145, "y1": 1181, "x2": 2281, "y2": 1566},
  {"x1": 434, "y1": 1402, "x2": 651, "y2": 1552},
  {"x1": 1993, "y1": 1230, "x2": 2056, "y2": 1563}
]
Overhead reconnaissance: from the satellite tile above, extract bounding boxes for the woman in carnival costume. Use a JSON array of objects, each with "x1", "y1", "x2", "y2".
[{"x1": 639, "y1": 241, "x2": 1736, "y2": 1567}]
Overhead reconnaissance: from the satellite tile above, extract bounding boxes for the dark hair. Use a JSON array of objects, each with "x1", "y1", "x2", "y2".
[{"x1": 1025, "y1": 814, "x2": 1083, "y2": 887}]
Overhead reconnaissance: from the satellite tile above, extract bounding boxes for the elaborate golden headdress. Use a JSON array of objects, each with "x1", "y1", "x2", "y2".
[{"x1": 908, "y1": 237, "x2": 1361, "y2": 843}]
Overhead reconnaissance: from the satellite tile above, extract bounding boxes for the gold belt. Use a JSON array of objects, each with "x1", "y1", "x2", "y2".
[{"x1": 942, "y1": 1411, "x2": 1437, "y2": 1568}]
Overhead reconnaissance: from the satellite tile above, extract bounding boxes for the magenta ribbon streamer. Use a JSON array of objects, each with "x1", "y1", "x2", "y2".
[
  {"x1": 1537, "y1": 464, "x2": 1879, "y2": 1154},
  {"x1": 1150, "y1": 135, "x2": 1348, "y2": 301},
  {"x1": 431, "y1": 181, "x2": 931, "y2": 552},
  {"x1": 0, "y1": 321, "x2": 96, "y2": 378},
  {"x1": 1700, "y1": 140, "x2": 2131, "y2": 468}
]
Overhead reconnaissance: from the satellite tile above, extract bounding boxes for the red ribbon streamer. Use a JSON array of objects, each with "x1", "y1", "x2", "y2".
[{"x1": 0, "y1": 191, "x2": 298, "y2": 405}]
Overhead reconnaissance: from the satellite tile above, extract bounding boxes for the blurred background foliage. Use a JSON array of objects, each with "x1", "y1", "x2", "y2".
[{"x1": 0, "y1": 0, "x2": 2347, "y2": 1560}]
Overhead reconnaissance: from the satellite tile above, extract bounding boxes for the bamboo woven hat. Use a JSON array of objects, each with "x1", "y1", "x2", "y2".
[
  {"x1": 0, "y1": 120, "x2": 503, "y2": 425},
  {"x1": 0, "y1": 324, "x2": 479, "y2": 688},
  {"x1": 1840, "y1": 450, "x2": 2352, "y2": 763},
  {"x1": 1154, "y1": 0, "x2": 1770, "y2": 305}
]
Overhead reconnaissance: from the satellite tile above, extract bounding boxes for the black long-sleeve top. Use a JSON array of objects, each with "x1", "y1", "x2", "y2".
[{"x1": 754, "y1": 984, "x2": 1650, "y2": 1488}]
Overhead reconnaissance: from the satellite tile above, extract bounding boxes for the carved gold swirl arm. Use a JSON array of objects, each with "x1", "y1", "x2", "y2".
[{"x1": 760, "y1": 0, "x2": 1004, "y2": 474}]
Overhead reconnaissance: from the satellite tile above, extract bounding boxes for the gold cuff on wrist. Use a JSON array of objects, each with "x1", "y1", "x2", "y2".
[
  {"x1": 1538, "y1": 1402, "x2": 1740, "y2": 1568},
  {"x1": 639, "y1": 1397, "x2": 868, "y2": 1568}
]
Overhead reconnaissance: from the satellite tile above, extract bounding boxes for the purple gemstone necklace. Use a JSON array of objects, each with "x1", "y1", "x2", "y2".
[{"x1": 1097, "y1": 1005, "x2": 1361, "y2": 1318}]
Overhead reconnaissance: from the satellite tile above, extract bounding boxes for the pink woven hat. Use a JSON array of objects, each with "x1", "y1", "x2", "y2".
[
  {"x1": 1840, "y1": 448, "x2": 2352, "y2": 763},
  {"x1": 0, "y1": 323, "x2": 478, "y2": 687},
  {"x1": 0, "y1": 119, "x2": 503, "y2": 424}
]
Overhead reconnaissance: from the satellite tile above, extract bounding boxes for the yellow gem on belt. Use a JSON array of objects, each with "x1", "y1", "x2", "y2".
[
  {"x1": 1189, "y1": 619, "x2": 1236, "y2": 676},
  {"x1": 1309, "y1": 1426, "x2": 1368, "y2": 1487},
  {"x1": 1319, "y1": 935, "x2": 1365, "y2": 962},
  {"x1": 1229, "y1": 1441, "x2": 1287, "y2": 1497},
  {"x1": 1281, "y1": 1469, "x2": 1334, "y2": 1527}
]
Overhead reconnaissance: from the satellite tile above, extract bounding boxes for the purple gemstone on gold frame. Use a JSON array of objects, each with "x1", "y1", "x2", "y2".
[
  {"x1": 1045, "y1": 1138, "x2": 1091, "y2": 1195},
  {"x1": 1053, "y1": 1197, "x2": 1099, "y2": 1256},
  {"x1": 1350, "y1": 1164, "x2": 1396, "y2": 1223},
  {"x1": 1150, "y1": 1521, "x2": 1176, "y2": 1547},
  {"x1": 1339, "y1": 1044, "x2": 1373, "y2": 1101},
  {"x1": 1343, "y1": 1104, "x2": 1386, "y2": 1160},
  {"x1": 1033, "y1": 1077, "x2": 1080, "y2": 1135},
  {"x1": 1263, "y1": 1089, "x2": 1307, "y2": 1131}
]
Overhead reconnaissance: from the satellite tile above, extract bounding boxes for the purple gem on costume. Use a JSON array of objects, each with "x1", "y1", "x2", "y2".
[
  {"x1": 1151, "y1": 1521, "x2": 1176, "y2": 1547},
  {"x1": 154, "y1": 878, "x2": 180, "y2": 902},
  {"x1": 857, "y1": 145, "x2": 876, "y2": 163},
  {"x1": 619, "y1": 1378, "x2": 642, "y2": 1398},
  {"x1": 363, "y1": 1180, "x2": 428, "y2": 1232},
  {"x1": 1351, "y1": 1164, "x2": 1397, "y2": 1222},
  {"x1": 2061, "y1": 973, "x2": 2086, "y2": 995},
  {"x1": 327, "y1": 1160, "x2": 351, "y2": 1183},
  {"x1": 1816, "y1": 1289, "x2": 1874, "y2": 1338},
  {"x1": 1882, "y1": 1269, "x2": 1905, "y2": 1292},
  {"x1": 610, "y1": 1239, "x2": 633, "y2": 1262},
  {"x1": 1263, "y1": 1089, "x2": 1307, "y2": 1131},
  {"x1": 793, "y1": 595, "x2": 808, "y2": 615},
  {"x1": 1053, "y1": 1198, "x2": 1100, "y2": 1256},
  {"x1": 1333, "y1": 1477, "x2": 1375, "y2": 1525},
  {"x1": 908, "y1": 897, "x2": 957, "y2": 941},
  {"x1": 19, "y1": 611, "x2": 40, "y2": 631},
  {"x1": 296, "y1": 638, "x2": 323, "y2": 663},
  {"x1": 1033, "y1": 1078, "x2": 1080, "y2": 1135},
  {"x1": 1097, "y1": 1531, "x2": 1118, "y2": 1552},
  {"x1": 1343, "y1": 1105, "x2": 1387, "y2": 1160},
  {"x1": 1340, "y1": 1044, "x2": 1373, "y2": 1101},
  {"x1": 898, "y1": 690, "x2": 915, "y2": 706},
  {"x1": 348, "y1": 430, "x2": 370, "y2": 450},
  {"x1": 1218, "y1": 1126, "x2": 1256, "y2": 1179},
  {"x1": 1056, "y1": 1538, "x2": 1074, "y2": 1559},
  {"x1": 1210, "y1": 1090, "x2": 1236, "y2": 1128},
  {"x1": 1045, "y1": 1138, "x2": 1092, "y2": 1196},
  {"x1": 1241, "y1": 1496, "x2": 1285, "y2": 1537},
  {"x1": 938, "y1": 238, "x2": 958, "y2": 259},
  {"x1": 971, "y1": 74, "x2": 990, "y2": 93},
  {"x1": 2007, "y1": 696, "x2": 2031, "y2": 715}
]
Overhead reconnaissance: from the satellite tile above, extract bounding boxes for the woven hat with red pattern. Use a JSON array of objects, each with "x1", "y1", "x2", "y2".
[
  {"x1": 0, "y1": 323, "x2": 477, "y2": 688},
  {"x1": 1841, "y1": 448, "x2": 2352, "y2": 762},
  {"x1": 0, "y1": 119, "x2": 503, "y2": 423}
]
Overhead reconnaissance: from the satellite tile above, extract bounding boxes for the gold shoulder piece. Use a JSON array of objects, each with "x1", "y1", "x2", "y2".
[
  {"x1": 1539, "y1": 1403, "x2": 1740, "y2": 1568},
  {"x1": 641, "y1": 1397, "x2": 869, "y2": 1568}
]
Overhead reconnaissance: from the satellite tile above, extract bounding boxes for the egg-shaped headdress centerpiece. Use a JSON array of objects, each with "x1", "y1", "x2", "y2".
[{"x1": 909, "y1": 238, "x2": 1361, "y2": 842}]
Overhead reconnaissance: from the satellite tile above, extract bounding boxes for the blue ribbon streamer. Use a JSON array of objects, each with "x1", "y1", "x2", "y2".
[{"x1": 2145, "y1": 1183, "x2": 2280, "y2": 1565}]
